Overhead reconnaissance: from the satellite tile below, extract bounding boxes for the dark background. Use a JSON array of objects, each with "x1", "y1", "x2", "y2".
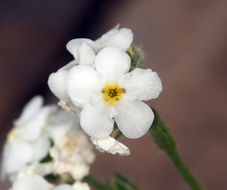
[{"x1": 0, "y1": 0, "x2": 227, "y2": 189}]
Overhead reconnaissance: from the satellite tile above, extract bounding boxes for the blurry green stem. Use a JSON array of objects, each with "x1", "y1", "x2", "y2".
[
  {"x1": 150, "y1": 110, "x2": 202, "y2": 190},
  {"x1": 83, "y1": 174, "x2": 139, "y2": 190},
  {"x1": 107, "y1": 173, "x2": 139, "y2": 190},
  {"x1": 83, "y1": 175, "x2": 107, "y2": 190}
]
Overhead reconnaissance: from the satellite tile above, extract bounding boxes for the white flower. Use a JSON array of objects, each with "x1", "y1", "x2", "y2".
[
  {"x1": 66, "y1": 47, "x2": 162, "y2": 139},
  {"x1": 66, "y1": 24, "x2": 133, "y2": 65},
  {"x1": 53, "y1": 184, "x2": 74, "y2": 190},
  {"x1": 1, "y1": 96, "x2": 81, "y2": 181},
  {"x1": 47, "y1": 109, "x2": 79, "y2": 145},
  {"x1": 91, "y1": 136, "x2": 130, "y2": 156},
  {"x1": 48, "y1": 25, "x2": 133, "y2": 103},
  {"x1": 1, "y1": 96, "x2": 55, "y2": 179},
  {"x1": 52, "y1": 182, "x2": 90, "y2": 190},
  {"x1": 11, "y1": 173, "x2": 51, "y2": 190},
  {"x1": 11, "y1": 173, "x2": 90, "y2": 190},
  {"x1": 19, "y1": 163, "x2": 54, "y2": 177},
  {"x1": 2, "y1": 96, "x2": 94, "y2": 189},
  {"x1": 50, "y1": 128, "x2": 95, "y2": 180},
  {"x1": 72, "y1": 182, "x2": 90, "y2": 190},
  {"x1": 48, "y1": 61, "x2": 76, "y2": 102}
]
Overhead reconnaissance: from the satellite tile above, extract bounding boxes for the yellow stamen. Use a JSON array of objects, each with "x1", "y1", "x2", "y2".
[{"x1": 102, "y1": 83, "x2": 125, "y2": 105}]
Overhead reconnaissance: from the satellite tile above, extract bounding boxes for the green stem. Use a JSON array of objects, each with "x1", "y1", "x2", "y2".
[
  {"x1": 83, "y1": 174, "x2": 139, "y2": 190},
  {"x1": 110, "y1": 173, "x2": 139, "y2": 190},
  {"x1": 83, "y1": 175, "x2": 107, "y2": 190},
  {"x1": 150, "y1": 110, "x2": 202, "y2": 190}
]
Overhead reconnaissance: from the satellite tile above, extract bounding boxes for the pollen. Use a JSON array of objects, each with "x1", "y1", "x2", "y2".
[{"x1": 102, "y1": 83, "x2": 125, "y2": 105}]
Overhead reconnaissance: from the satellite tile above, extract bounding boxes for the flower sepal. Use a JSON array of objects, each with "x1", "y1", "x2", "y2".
[
  {"x1": 126, "y1": 46, "x2": 144, "y2": 71},
  {"x1": 110, "y1": 122, "x2": 122, "y2": 139}
]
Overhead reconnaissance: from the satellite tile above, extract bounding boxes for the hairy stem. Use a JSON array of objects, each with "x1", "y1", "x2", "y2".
[{"x1": 150, "y1": 110, "x2": 202, "y2": 190}]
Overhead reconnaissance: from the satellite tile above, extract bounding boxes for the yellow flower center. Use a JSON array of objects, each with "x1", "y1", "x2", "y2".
[
  {"x1": 102, "y1": 83, "x2": 126, "y2": 105},
  {"x1": 63, "y1": 138, "x2": 77, "y2": 150}
]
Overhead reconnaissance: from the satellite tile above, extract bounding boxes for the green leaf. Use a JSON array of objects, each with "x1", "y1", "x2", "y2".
[
  {"x1": 44, "y1": 173, "x2": 60, "y2": 184},
  {"x1": 39, "y1": 139, "x2": 54, "y2": 163},
  {"x1": 39, "y1": 153, "x2": 53, "y2": 163},
  {"x1": 50, "y1": 138, "x2": 54, "y2": 147},
  {"x1": 44, "y1": 173, "x2": 75, "y2": 185}
]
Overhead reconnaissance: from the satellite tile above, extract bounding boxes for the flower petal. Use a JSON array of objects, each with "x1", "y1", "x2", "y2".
[
  {"x1": 67, "y1": 65, "x2": 102, "y2": 107},
  {"x1": 91, "y1": 136, "x2": 130, "y2": 156},
  {"x1": 59, "y1": 60, "x2": 77, "y2": 70},
  {"x1": 71, "y1": 164, "x2": 89, "y2": 180},
  {"x1": 48, "y1": 70, "x2": 70, "y2": 101},
  {"x1": 15, "y1": 96, "x2": 43, "y2": 126},
  {"x1": 18, "y1": 106, "x2": 56, "y2": 141},
  {"x1": 23, "y1": 163, "x2": 54, "y2": 176},
  {"x1": 95, "y1": 47, "x2": 131, "y2": 81},
  {"x1": 47, "y1": 110, "x2": 78, "y2": 144},
  {"x1": 121, "y1": 68, "x2": 162, "y2": 101},
  {"x1": 80, "y1": 104, "x2": 114, "y2": 138},
  {"x1": 66, "y1": 38, "x2": 98, "y2": 59},
  {"x1": 54, "y1": 184, "x2": 74, "y2": 190},
  {"x1": 48, "y1": 60, "x2": 77, "y2": 101},
  {"x1": 73, "y1": 182, "x2": 90, "y2": 190},
  {"x1": 79, "y1": 42, "x2": 96, "y2": 66},
  {"x1": 96, "y1": 26, "x2": 133, "y2": 51},
  {"x1": 2, "y1": 139, "x2": 33, "y2": 175},
  {"x1": 115, "y1": 100, "x2": 154, "y2": 139},
  {"x1": 12, "y1": 175, "x2": 50, "y2": 190},
  {"x1": 31, "y1": 137, "x2": 50, "y2": 162}
]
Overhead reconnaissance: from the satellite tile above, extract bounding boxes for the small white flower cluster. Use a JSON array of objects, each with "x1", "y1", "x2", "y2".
[
  {"x1": 48, "y1": 25, "x2": 162, "y2": 155},
  {"x1": 1, "y1": 96, "x2": 94, "y2": 190},
  {"x1": 1, "y1": 25, "x2": 162, "y2": 190},
  {"x1": 10, "y1": 174, "x2": 90, "y2": 190}
]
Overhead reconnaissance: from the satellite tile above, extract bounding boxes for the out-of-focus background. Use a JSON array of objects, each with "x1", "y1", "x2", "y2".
[{"x1": 0, "y1": 0, "x2": 227, "y2": 189}]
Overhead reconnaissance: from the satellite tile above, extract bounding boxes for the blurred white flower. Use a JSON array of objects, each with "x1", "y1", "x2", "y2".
[
  {"x1": 53, "y1": 184, "x2": 74, "y2": 190},
  {"x1": 11, "y1": 173, "x2": 52, "y2": 190},
  {"x1": 1, "y1": 96, "x2": 83, "y2": 181},
  {"x1": 66, "y1": 47, "x2": 162, "y2": 139},
  {"x1": 19, "y1": 163, "x2": 54, "y2": 177},
  {"x1": 48, "y1": 25, "x2": 133, "y2": 104},
  {"x1": 1, "y1": 96, "x2": 55, "y2": 179},
  {"x1": 72, "y1": 182, "x2": 90, "y2": 190},
  {"x1": 46, "y1": 109, "x2": 79, "y2": 145},
  {"x1": 52, "y1": 182, "x2": 90, "y2": 190},
  {"x1": 50, "y1": 128, "x2": 95, "y2": 180},
  {"x1": 5, "y1": 102, "x2": 94, "y2": 188},
  {"x1": 11, "y1": 173, "x2": 90, "y2": 190},
  {"x1": 91, "y1": 136, "x2": 130, "y2": 156}
]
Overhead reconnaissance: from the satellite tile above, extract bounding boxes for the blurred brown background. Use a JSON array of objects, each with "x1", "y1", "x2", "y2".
[{"x1": 0, "y1": 0, "x2": 227, "y2": 189}]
